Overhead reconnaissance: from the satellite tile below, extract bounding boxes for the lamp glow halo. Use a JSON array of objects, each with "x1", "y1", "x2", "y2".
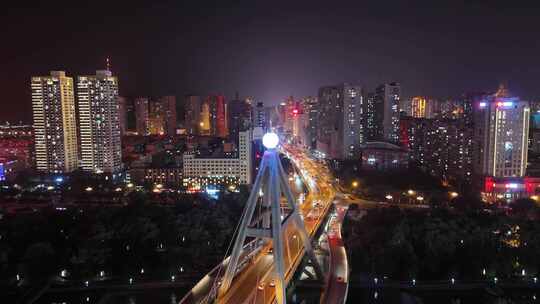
[{"x1": 262, "y1": 132, "x2": 279, "y2": 149}]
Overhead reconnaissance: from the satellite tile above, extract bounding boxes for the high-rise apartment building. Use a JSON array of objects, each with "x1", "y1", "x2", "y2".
[
  {"x1": 317, "y1": 83, "x2": 364, "y2": 159},
  {"x1": 374, "y1": 82, "x2": 401, "y2": 143},
  {"x1": 118, "y1": 96, "x2": 128, "y2": 135},
  {"x1": 77, "y1": 70, "x2": 122, "y2": 174},
  {"x1": 401, "y1": 117, "x2": 473, "y2": 182},
  {"x1": 134, "y1": 97, "x2": 149, "y2": 135},
  {"x1": 305, "y1": 97, "x2": 318, "y2": 150},
  {"x1": 31, "y1": 71, "x2": 78, "y2": 173},
  {"x1": 473, "y1": 85, "x2": 530, "y2": 178},
  {"x1": 185, "y1": 95, "x2": 202, "y2": 135},
  {"x1": 365, "y1": 92, "x2": 381, "y2": 141}
]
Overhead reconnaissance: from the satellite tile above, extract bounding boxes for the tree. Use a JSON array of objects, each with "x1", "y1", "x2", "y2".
[
  {"x1": 23, "y1": 242, "x2": 56, "y2": 281},
  {"x1": 511, "y1": 198, "x2": 537, "y2": 218}
]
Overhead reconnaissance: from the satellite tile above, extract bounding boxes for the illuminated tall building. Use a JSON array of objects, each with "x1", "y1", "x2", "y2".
[
  {"x1": 317, "y1": 83, "x2": 364, "y2": 159},
  {"x1": 305, "y1": 97, "x2": 318, "y2": 149},
  {"x1": 134, "y1": 97, "x2": 149, "y2": 135},
  {"x1": 77, "y1": 70, "x2": 122, "y2": 174},
  {"x1": 31, "y1": 71, "x2": 78, "y2": 173},
  {"x1": 474, "y1": 84, "x2": 530, "y2": 178},
  {"x1": 199, "y1": 100, "x2": 211, "y2": 135},
  {"x1": 185, "y1": 95, "x2": 202, "y2": 135},
  {"x1": 365, "y1": 92, "x2": 381, "y2": 141},
  {"x1": 205, "y1": 95, "x2": 227, "y2": 137},
  {"x1": 374, "y1": 82, "x2": 401, "y2": 143},
  {"x1": 410, "y1": 96, "x2": 439, "y2": 119},
  {"x1": 148, "y1": 99, "x2": 165, "y2": 135},
  {"x1": 411, "y1": 96, "x2": 427, "y2": 118}
]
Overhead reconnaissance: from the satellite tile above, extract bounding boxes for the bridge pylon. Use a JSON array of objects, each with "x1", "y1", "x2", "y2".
[{"x1": 218, "y1": 138, "x2": 322, "y2": 304}]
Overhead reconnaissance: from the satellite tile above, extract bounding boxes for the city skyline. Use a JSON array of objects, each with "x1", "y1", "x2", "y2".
[
  {"x1": 4, "y1": 2, "x2": 540, "y2": 304},
  {"x1": 3, "y1": 1, "x2": 540, "y2": 123}
]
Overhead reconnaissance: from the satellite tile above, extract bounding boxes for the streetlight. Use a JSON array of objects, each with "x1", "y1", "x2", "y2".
[
  {"x1": 385, "y1": 195, "x2": 393, "y2": 200},
  {"x1": 416, "y1": 196, "x2": 424, "y2": 202},
  {"x1": 407, "y1": 189, "x2": 416, "y2": 196},
  {"x1": 352, "y1": 181, "x2": 359, "y2": 188},
  {"x1": 262, "y1": 132, "x2": 279, "y2": 149},
  {"x1": 450, "y1": 192, "x2": 459, "y2": 198},
  {"x1": 85, "y1": 186, "x2": 93, "y2": 192}
]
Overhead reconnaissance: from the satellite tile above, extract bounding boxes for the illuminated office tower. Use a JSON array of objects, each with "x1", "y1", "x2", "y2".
[
  {"x1": 473, "y1": 84, "x2": 530, "y2": 178},
  {"x1": 134, "y1": 97, "x2": 149, "y2": 135},
  {"x1": 77, "y1": 70, "x2": 122, "y2": 174},
  {"x1": 31, "y1": 71, "x2": 78, "y2": 173}
]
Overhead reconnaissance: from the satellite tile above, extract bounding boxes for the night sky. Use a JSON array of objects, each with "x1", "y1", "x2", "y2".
[{"x1": 2, "y1": 1, "x2": 540, "y2": 123}]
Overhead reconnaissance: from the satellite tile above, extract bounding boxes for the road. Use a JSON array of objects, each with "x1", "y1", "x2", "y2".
[
  {"x1": 180, "y1": 145, "x2": 339, "y2": 304},
  {"x1": 322, "y1": 202, "x2": 349, "y2": 304},
  {"x1": 216, "y1": 145, "x2": 335, "y2": 304}
]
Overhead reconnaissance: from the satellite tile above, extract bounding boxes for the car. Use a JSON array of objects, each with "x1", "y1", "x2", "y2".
[
  {"x1": 258, "y1": 282, "x2": 265, "y2": 290},
  {"x1": 269, "y1": 280, "x2": 276, "y2": 287},
  {"x1": 267, "y1": 247, "x2": 273, "y2": 254}
]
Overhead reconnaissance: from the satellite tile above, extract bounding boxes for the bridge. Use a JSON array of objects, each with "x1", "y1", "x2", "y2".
[{"x1": 180, "y1": 134, "x2": 347, "y2": 304}]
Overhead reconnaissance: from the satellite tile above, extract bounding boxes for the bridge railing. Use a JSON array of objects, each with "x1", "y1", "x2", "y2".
[{"x1": 179, "y1": 238, "x2": 263, "y2": 304}]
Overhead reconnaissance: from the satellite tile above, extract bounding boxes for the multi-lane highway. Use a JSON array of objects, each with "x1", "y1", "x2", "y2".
[
  {"x1": 180, "y1": 145, "x2": 341, "y2": 304},
  {"x1": 215, "y1": 145, "x2": 335, "y2": 304}
]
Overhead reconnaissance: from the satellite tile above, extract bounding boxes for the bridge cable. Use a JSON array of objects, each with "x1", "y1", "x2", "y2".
[{"x1": 209, "y1": 193, "x2": 251, "y2": 299}]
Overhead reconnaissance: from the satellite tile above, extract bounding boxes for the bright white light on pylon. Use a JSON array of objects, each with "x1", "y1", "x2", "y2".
[{"x1": 263, "y1": 132, "x2": 279, "y2": 149}]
